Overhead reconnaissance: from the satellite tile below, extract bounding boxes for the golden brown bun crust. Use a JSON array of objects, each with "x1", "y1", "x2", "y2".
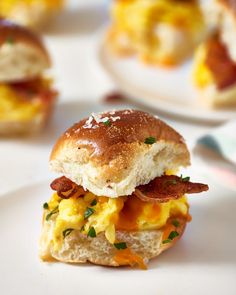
[
  {"x1": 0, "y1": 18, "x2": 50, "y2": 64},
  {"x1": 39, "y1": 216, "x2": 187, "y2": 267},
  {"x1": 51, "y1": 109, "x2": 188, "y2": 165}
]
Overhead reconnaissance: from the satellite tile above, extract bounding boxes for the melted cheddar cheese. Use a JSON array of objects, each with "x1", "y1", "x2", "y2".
[
  {"x1": 113, "y1": 247, "x2": 147, "y2": 270},
  {"x1": 46, "y1": 191, "x2": 188, "y2": 251}
]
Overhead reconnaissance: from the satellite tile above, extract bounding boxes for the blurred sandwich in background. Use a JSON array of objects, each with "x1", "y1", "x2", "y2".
[
  {"x1": 200, "y1": 0, "x2": 236, "y2": 61},
  {"x1": 106, "y1": 0, "x2": 207, "y2": 66},
  {"x1": 0, "y1": 0, "x2": 64, "y2": 29},
  {"x1": 0, "y1": 19, "x2": 57, "y2": 136},
  {"x1": 193, "y1": 0, "x2": 236, "y2": 108}
]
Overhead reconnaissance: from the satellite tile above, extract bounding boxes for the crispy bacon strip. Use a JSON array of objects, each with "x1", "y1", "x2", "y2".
[
  {"x1": 134, "y1": 175, "x2": 208, "y2": 203},
  {"x1": 205, "y1": 36, "x2": 236, "y2": 90},
  {"x1": 50, "y1": 176, "x2": 86, "y2": 199},
  {"x1": 10, "y1": 78, "x2": 57, "y2": 103}
]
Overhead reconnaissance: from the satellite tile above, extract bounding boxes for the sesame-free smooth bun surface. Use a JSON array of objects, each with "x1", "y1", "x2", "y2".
[
  {"x1": 0, "y1": 19, "x2": 50, "y2": 82},
  {"x1": 50, "y1": 110, "x2": 190, "y2": 197}
]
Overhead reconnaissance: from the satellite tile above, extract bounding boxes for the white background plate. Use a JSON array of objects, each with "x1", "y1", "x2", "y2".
[
  {"x1": 98, "y1": 42, "x2": 236, "y2": 123},
  {"x1": 0, "y1": 173, "x2": 236, "y2": 295}
]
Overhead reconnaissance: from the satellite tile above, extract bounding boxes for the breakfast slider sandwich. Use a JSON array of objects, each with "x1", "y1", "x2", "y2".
[
  {"x1": 0, "y1": 0, "x2": 64, "y2": 29},
  {"x1": 106, "y1": 0, "x2": 206, "y2": 66},
  {"x1": 193, "y1": 34, "x2": 236, "y2": 108},
  {"x1": 0, "y1": 19, "x2": 57, "y2": 135},
  {"x1": 40, "y1": 110, "x2": 208, "y2": 269}
]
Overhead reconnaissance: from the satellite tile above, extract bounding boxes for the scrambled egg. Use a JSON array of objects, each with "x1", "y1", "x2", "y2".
[
  {"x1": 192, "y1": 43, "x2": 214, "y2": 88},
  {"x1": 110, "y1": 0, "x2": 204, "y2": 64},
  {"x1": 0, "y1": 84, "x2": 41, "y2": 121},
  {"x1": 0, "y1": 0, "x2": 63, "y2": 14},
  {"x1": 112, "y1": 0, "x2": 203, "y2": 33},
  {"x1": 46, "y1": 191, "x2": 188, "y2": 251}
]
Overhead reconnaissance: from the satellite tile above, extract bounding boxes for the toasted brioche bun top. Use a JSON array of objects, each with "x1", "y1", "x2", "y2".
[
  {"x1": 50, "y1": 110, "x2": 190, "y2": 197},
  {"x1": 0, "y1": 18, "x2": 50, "y2": 82}
]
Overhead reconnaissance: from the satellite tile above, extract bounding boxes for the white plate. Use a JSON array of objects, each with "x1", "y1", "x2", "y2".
[
  {"x1": 98, "y1": 42, "x2": 236, "y2": 123},
  {"x1": 0, "y1": 175, "x2": 235, "y2": 295}
]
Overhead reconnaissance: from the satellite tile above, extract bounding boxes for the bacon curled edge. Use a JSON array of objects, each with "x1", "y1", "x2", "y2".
[
  {"x1": 205, "y1": 36, "x2": 236, "y2": 90},
  {"x1": 50, "y1": 176, "x2": 86, "y2": 199},
  {"x1": 134, "y1": 175, "x2": 209, "y2": 203}
]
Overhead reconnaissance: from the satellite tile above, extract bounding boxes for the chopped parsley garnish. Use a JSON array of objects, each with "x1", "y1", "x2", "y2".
[
  {"x1": 172, "y1": 220, "x2": 180, "y2": 228},
  {"x1": 87, "y1": 227, "x2": 96, "y2": 238},
  {"x1": 43, "y1": 202, "x2": 49, "y2": 210},
  {"x1": 162, "y1": 231, "x2": 179, "y2": 244},
  {"x1": 180, "y1": 175, "x2": 190, "y2": 182},
  {"x1": 144, "y1": 137, "x2": 156, "y2": 145},
  {"x1": 84, "y1": 207, "x2": 95, "y2": 219},
  {"x1": 46, "y1": 206, "x2": 59, "y2": 221},
  {"x1": 103, "y1": 119, "x2": 111, "y2": 126},
  {"x1": 90, "y1": 199, "x2": 97, "y2": 206},
  {"x1": 63, "y1": 228, "x2": 74, "y2": 239},
  {"x1": 162, "y1": 239, "x2": 171, "y2": 244},
  {"x1": 168, "y1": 231, "x2": 180, "y2": 240},
  {"x1": 114, "y1": 242, "x2": 127, "y2": 250}
]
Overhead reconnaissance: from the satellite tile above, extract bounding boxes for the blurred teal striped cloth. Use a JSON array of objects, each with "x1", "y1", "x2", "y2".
[
  {"x1": 198, "y1": 121, "x2": 236, "y2": 165},
  {"x1": 194, "y1": 120, "x2": 236, "y2": 190}
]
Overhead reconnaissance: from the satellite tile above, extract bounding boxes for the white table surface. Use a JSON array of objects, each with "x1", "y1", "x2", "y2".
[{"x1": 0, "y1": 0, "x2": 215, "y2": 196}]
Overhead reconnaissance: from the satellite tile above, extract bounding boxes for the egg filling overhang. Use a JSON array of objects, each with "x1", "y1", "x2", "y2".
[
  {"x1": 109, "y1": 0, "x2": 204, "y2": 64},
  {"x1": 43, "y1": 175, "x2": 208, "y2": 251},
  {"x1": 0, "y1": 77, "x2": 56, "y2": 121}
]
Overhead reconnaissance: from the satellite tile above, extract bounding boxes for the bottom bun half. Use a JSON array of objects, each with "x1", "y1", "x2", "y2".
[{"x1": 39, "y1": 216, "x2": 186, "y2": 267}]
